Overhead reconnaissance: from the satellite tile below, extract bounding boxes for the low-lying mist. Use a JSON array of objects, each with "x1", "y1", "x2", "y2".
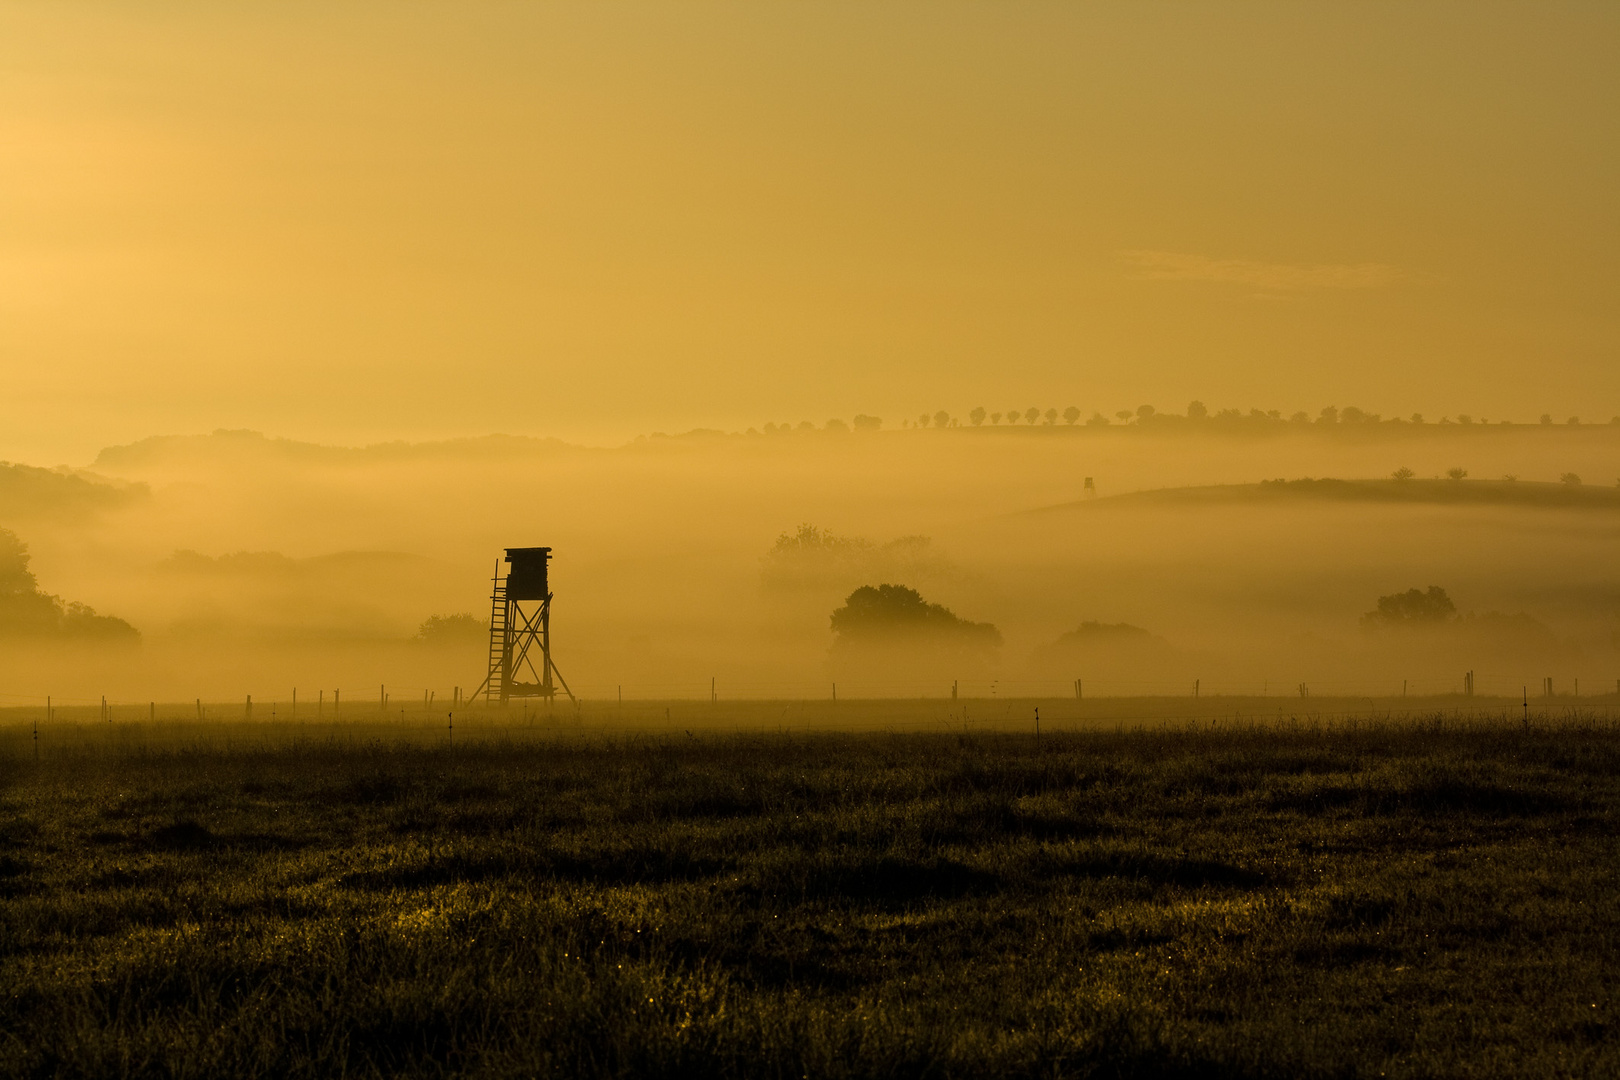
[{"x1": 3, "y1": 422, "x2": 1618, "y2": 706}]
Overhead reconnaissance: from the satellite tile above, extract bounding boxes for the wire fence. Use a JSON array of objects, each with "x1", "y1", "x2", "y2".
[
  {"x1": 4, "y1": 668, "x2": 1618, "y2": 714},
  {"x1": 4, "y1": 690, "x2": 1619, "y2": 739}
]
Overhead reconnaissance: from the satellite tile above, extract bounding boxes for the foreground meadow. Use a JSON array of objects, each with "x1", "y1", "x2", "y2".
[{"x1": 0, "y1": 714, "x2": 1616, "y2": 1078}]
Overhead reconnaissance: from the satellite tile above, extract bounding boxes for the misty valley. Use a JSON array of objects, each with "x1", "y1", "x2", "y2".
[{"x1": 2, "y1": 419, "x2": 1618, "y2": 706}]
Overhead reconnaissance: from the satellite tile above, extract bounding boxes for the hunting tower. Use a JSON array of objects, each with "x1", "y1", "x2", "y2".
[{"x1": 473, "y1": 547, "x2": 574, "y2": 705}]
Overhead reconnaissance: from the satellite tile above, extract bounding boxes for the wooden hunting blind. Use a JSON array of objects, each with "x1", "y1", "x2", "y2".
[
  {"x1": 503, "y1": 546, "x2": 551, "y2": 601},
  {"x1": 471, "y1": 547, "x2": 574, "y2": 705}
]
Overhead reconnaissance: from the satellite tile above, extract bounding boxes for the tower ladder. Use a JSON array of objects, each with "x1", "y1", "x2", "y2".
[{"x1": 483, "y1": 574, "x2": 509, "y2": 703}]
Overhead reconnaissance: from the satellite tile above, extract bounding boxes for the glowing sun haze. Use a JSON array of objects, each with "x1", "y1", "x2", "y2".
[{"x1": 2, "y1": 2, "x2": 1617, "y2": 461}]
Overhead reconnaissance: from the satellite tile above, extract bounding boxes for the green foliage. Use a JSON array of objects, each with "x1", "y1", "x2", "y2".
[
  {"x1": 830, "y1": 584, "x2": 1000, "y2": 646},
  {"x1": 0, "y1": 721, "x2": 1616, "y2": 1077}
]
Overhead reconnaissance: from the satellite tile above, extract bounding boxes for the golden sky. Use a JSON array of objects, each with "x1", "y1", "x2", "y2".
[{"x1": 3, "y1": 2, "x2": 1617, "y2": 460}]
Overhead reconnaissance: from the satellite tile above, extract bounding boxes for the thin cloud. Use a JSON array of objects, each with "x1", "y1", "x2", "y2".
[{"x1": 1123, "y1": 250, "x2": 1405, "y2": 291}]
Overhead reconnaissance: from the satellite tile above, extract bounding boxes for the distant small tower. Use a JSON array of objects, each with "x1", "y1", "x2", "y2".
[{"x1": 471, "y1": 547, "x2": 574, "y2": 705}]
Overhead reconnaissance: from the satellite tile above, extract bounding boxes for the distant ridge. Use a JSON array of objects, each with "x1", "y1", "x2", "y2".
[
  {"x1": 0, "y1": 461, "x2": 148, "y2": 519},
  {"x1": 91, "y1": 430, "x2": 581, "y2": 471},
  {"x1": 1026, "y1": 478, "x2": 1620, "y2": 515}
]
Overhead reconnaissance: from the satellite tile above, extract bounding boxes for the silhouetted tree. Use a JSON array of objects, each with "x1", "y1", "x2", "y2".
[
  {"x1": 1043, "y1": 408, "x2": 1058, "y2": 425},
  {"x1": 0, "y1": 527, "x2": 137, "y2": 641},
  {"x1": 1086, "y1": 412, "x2": 1110, "y2": 426},
  {"x1": 1005, "y1": 409, "x2": 1020, "y2": 424},
  {"x1": 1187, "y1": 400, "x2": 1208, "y2": 420},
  {"x1": 0, "y1": 529, "x2": 39, "y2": 596},
  {"x1": 1446, "y1": 467, "x2": 1468, "y2": 481},
  {"x1": 830, "y1": 584, "x2": 1000, "y2": 646},
  {"x1": 1136, "y1": 405, "x2": 1155, "y2": 421},
  {"x1": 918, "y1": 413, "x2": 931, "y2": 428},
  {"x1": 970, "y1": 407, "x2": 987, "y2": 426},
  {"x1": 772, "y1": 524, "x2": 862, "y2": 557},
  {"x1": 1115, "y1": 410, "x2": 1133, "y2": 421},
  {"x1": 0, "y1": 534, "x2": 62, "y2": 637},
  {"x1": 59, "y1": 602, "x2": 137, "y2": 640},
  {"x1": 825, "y1": 418, "x2": 849, "y2": 432},
  {"x1": 1562, "y1": 472, "x2": 1582, "y2": 486},
  {"x1": 762, "y1": 525, "x2": 871, "y2": 590},
  {"x1": 934, "y1": 410, "x2": 951, "y2": 429},
  {"x1": 763, "y1": 527, "x2": 952, "y2": 593},
  {"x1": 1024, "y1": 407, "x2": 1040, "y2": 425},
  {"x1": 1362, "y1": 586, "x2": 1457, "y2": 627},
  {"x1": 1391, "y1": 467, "x2": 1415, "y2": 481},
  {"x1": 991, "y1": 412, "x2": 1003, "y2": 425},
  {"x1": 853, "y1": 414, "x2": 882, "y2": 431},
  {"x1": 1318, "y1": 406, "x2": 1339, "y2": 424},
  {"x1": 414, "y1": 614, "x2": 489, "y2": 646},
  {"x1": 1063, "y1": 406, "x2": 1081, "y2": 425}
]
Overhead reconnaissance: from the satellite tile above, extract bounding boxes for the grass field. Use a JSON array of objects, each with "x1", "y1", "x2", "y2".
[{"x1": 1, "y1": 705, "x2": 1616, "y2": 1077}]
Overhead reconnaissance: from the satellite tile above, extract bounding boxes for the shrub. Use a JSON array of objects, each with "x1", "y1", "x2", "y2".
[
  {"x1": 415, "y1": 613, "x2": 489, "y2": 647},
  {"x1": 1362, "y1": 586, "x2": 1457, "y2": 627},
  {"x1": 830, "y1": 584, "x2": 1000, "y2": 647}
]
